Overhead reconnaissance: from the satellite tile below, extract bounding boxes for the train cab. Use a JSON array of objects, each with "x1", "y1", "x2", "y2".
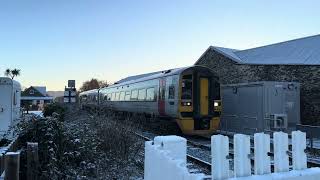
[{"x1": 176, "y1": 66, "x2": 221, "y2": 135}]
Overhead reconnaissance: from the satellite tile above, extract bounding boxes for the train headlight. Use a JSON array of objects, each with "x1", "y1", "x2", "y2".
[
  {"x1": 214, "y1": 102, "x2": 219, "y2": 107},
  {"x1": 181, "y1": 102, "x2": 192, "y2": 106}
]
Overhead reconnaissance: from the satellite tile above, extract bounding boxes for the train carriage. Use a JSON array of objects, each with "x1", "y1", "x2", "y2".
[
  {"x1": 79, "y1": 65, "x2": 221, "y2": 135},
  {"x1": 79, "y1": 89, "x2": 99, "y2": 109}
]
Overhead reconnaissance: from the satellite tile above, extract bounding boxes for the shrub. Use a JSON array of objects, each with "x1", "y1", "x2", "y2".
[{"x1": 43, "y1": 103, "x2": 66, "y2": 120}]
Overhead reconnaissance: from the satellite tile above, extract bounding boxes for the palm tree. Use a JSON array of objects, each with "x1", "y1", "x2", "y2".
[
  {"x1": 11, "y1": 69, "x2": 21, "y2": 79},
  {"x1": 4, "y1": 68, "x2": 21, "y2": 79}
]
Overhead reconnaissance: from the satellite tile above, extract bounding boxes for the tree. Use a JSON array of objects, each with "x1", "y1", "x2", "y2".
[
  {"x1": 79, "y1": 78, "x2": 109, "y2": 92},
  {"x1": 4, "y1": 68, "x2": 21, "y2": 79}
]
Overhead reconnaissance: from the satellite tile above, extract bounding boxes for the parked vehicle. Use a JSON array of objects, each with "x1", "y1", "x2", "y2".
[{"x1": 0, "y1": 77, "x2": 21, "y2": 135}]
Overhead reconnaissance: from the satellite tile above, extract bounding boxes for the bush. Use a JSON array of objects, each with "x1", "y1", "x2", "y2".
[
  {"x1": 15, "y1": 108, "x2": 144, "y2": 179},
  {"x1": 43, "y1": 103, "x2": 66, "y2": 120},
  {"x1": 16, "y1": 116, "x2": 68, "y2": 179}
]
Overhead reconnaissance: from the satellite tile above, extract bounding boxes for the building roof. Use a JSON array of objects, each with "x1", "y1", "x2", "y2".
[
  {"x1": 196, "y1": 34, "x2": 320, "y2": 65},
  {"x1": 33, "y1": 86, "x2": 47, "y2": 96},
  {"x1": 21, "y1": 86, "x2": 53, "y2": 100}
]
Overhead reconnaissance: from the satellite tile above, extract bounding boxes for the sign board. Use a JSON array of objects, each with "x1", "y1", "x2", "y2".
[{"x1": 68, "y1": 80, "x2": 76, "y2": 88}]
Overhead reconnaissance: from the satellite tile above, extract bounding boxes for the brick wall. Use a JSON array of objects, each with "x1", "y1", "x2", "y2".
[{"x1": 196, "y1": 49, "x2": 320, "y2": 124}]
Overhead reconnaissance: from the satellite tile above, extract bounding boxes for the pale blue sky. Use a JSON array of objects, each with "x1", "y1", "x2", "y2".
[{"x1": 0, "y1": 0, "x2": 319, "y2": 90}]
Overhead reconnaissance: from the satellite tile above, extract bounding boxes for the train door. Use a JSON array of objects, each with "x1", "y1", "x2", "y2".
[
  {"x1": 0, "y1": 84, "x2": 12, "y2": 133},
  {"x1": 165, "y1": 76, "x2": 178, "y2": 116},
  {"x1": 158, "y1": 78, "x2": 166, "y2": 116},
  {"x1": 200, "y1": 78, "x2": 209, "y2": 116}
]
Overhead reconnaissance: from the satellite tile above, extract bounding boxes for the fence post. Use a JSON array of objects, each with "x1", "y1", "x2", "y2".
[
  {"x1": 0, "y1": 153, "x2": 4, "y2": 174},
  {"x1": 254, "y1": 133, "x2": 271, "y2": 175},
  {"x1": 273, "y1": 132, "x2": 289, "y2": 172},
  {"x1": 212, "y1": 135, "x2": 229, "y2": 180},
  {"x1": 4, "y1": 152, "x2": 20, "y2": 180},
  {"x1": 27, "y1": 142, "x2": 39, "y2": 180},
  {"x1": 292, "y1": 131, "x2": 307, "y2": 170},
  {"x1": 234, "y1": 134, "x2": 251, "y2": 177},
  {"x1": 154, "y1": 136, "x2": 187, "y2": 163}
]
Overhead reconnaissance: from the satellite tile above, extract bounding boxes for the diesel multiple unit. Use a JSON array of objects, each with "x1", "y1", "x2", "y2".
[{"x1": 79, "y1": 65, "x2": 221, "y2": 135}]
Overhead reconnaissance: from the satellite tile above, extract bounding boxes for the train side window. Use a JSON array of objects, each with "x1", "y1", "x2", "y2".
[
  {"x1": 115, "y1": 92, "x2": 120, "y2": 101},
  {"x1": 146, "y1": 88, "x2": 155, "y2": 101},
  {"x1": 125, "y1": 91, "x2": 131, "y2": 101},
  {"x1": 119, "y1": 91, "x2": 125, "y2": 101},
  {"x1": 131, "y1": 89, "x2": 138, "y2": 100},
  {"x1": 104, "y1": 94, "x2": 108, "y2": 101},
  {"x1": 168, "y1": 85, "x2": 175, "y2": 99},
  {"x1": 138, "y1": 89, "x2": 146, "y2": 101},
  {"x1": 111, "y1": 93, "x2": 115, "y2": 101}
]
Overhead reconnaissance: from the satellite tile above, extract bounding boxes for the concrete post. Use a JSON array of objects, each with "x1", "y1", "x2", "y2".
[
  {"x1": 234, "y1": 134, "x2": 251, "y2": 177},
  {"x1": 292, "y1": 131, "x2": 307, "y2": 170},
  {"x1": 254, "y1": 133, "x2": 271, "y2": 175},
  {"x1": 273, "y1": 132, "x2": 289, "y2": 172},
  {"x1": 212, "y1": 134, "x2": 229, "y2": 180}
]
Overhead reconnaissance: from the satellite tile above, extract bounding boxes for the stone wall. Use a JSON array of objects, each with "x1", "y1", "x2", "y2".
[{"x1": 196, "y1": 49, "x2": 320, "y2": 124}]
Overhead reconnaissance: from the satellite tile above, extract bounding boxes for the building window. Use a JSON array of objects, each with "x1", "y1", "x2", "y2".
[
  {"x1": 138, "y1": 89, "x2": 146, "y2": 101},
  {"x1": 131, "y1": 89, "x2": 138, "y2": 100},
  {"x1": 146, "y1": 88, "x2": 155, "y2": 101},
  {"x1": 30, "y1": 89, "x2": 34, "y2": 95}
]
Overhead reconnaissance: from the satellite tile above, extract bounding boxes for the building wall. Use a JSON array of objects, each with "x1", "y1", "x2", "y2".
[{"x1": 196, "y1": 49, "x2": 320, "y2": 125}]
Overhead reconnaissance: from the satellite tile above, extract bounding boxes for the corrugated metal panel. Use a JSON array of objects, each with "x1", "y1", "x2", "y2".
[{"x1": 220, "y1": 81, "x2": 300, "y2": 135}]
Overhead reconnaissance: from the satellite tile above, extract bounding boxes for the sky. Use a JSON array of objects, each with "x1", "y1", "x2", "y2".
[{"x1": 0, "y1": 0, "x2": 319, "y2": 91}]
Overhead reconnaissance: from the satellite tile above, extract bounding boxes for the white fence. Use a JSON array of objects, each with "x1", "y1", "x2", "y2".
[{"x1": 144, "y1": 131, "x2": 320, "y2": 180}]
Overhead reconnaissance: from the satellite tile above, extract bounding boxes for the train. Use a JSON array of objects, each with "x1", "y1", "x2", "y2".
[{"x1": 79, "y1": 65, "x2": 221, "y2": 135}]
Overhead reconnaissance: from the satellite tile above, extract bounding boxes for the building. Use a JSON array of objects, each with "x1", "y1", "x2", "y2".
[
  {"x1": 195, "y1": 34, "x2": 320, "y2": 125},
  {"x1": 21, "y1": 86, "x2": 53, "y2": 110}
]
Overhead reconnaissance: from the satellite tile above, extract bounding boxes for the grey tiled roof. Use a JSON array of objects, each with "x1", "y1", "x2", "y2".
[{"x1": 198, "y1": 34, "x2": 320, "y2": 65}]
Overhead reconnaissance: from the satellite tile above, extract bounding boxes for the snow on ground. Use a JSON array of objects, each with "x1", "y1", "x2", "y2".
[{"x1": 25, "y1": 111, "x2": 44, "y2": 117}]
